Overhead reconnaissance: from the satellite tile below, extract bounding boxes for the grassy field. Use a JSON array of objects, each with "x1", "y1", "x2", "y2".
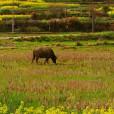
[{"x1": 0, "y1": 39, "x2": 114, "y2": 113}]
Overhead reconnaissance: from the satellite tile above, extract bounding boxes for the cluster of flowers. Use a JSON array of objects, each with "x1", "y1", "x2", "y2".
[
  {"x1": 0, "y1": 6, "x2": 18, "y2": 9},
  {"x1": 0, "y1": 15, "x2": 31, "y2": 21},
  {"x1": 83, "y1": 106, "x2": 114, "y2": 114},
  {"x1": 1, "y1": 101, "x2": 114, "y2": 114},
  {"x1": 0, "y1": 0, "x2": 80, "y2": 8},
  {"x1": 96, "y1": 7, "x2": 114, "y2": 12},
  {"x1": 95, "y1": 7, "x2": 114, "y2": 17},
  {"x1": 0, "y1": 1, "x2": 21, "y2": 7},
  {"x1": 107, "y1": 11, "x2": 114, "y2": 18}
]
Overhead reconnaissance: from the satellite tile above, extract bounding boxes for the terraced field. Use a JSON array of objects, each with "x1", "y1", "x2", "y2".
[{"x1": 0, "y1": 0, "x2": 113, "y2": 32}]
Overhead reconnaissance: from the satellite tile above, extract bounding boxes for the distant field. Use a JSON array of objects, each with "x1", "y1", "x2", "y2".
[
  {"x1": 0, "y1": 0, "x2": 113, "y2": 32},
  {"x1": 0, "y1": 38, "x2": 114, "y2": 113}
]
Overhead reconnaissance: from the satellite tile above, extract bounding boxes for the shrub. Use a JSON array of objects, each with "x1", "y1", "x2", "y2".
[
  {"x1": 94, "y1": 22, "x2": 110, "y2": 32},
  {"x1": 0, "y1": 15, "x2": 31, "y2": 21},
  {"x1": 14, "y1": 20, "x2": 48, "y2": 32},
  {"x1": 0, "y1": 7, "x2": 11, "y2": 13},
  {"x1": 12, "y1": 31, "x2": 114, "y2": 42},
  {"x1": 19, "y1": 2, "x2": 49, "y2": 8},
  {"x1": 0, "y1": 39, "x2": 13, "y2": 46},
  {"x1": 47, "y1": 16, "x2": 112, "y2": 32},
  {"x1": 0, "y1": 6, "x2": 18, "y2": 14},
  {"x1": 0, "y1": 1, "x2": 21, "y2": 7},
  {"x1": 31, "y1": 12, "x2": 38, "y2": 20},
  {"x1": 0, "y1": 17, "x2": 2, "y2": 21},
  {"x1": 48, "y1": 4, "x2": 68, "y2": 18},
  {"x1": 110, "y1": 24, "x2": 114, "y2": 31},
  {"x1": 102, "y1": 5, "x2": 111, "y2": 13},
  {"x1": 0, "y1": 6, "x2": 18, "y2": 9},
  {"x1": 27, "y1": 0, "x2": 44, "y2": 2},
  {"x1": 95, "y1": 17, "x2": 107, "y2": 21},
  {"x1": 94, "y1": 10, "x2": 108, "y2": 17},
  {"x1": 66, "y1": 3, "x2": 80, "y2": 8},
  {"x1": 24, "y1": 27, "x2": 42, "y2": 32},
  {"x1": 47, "y1": 16, "x2": 80, "y2": 32},
  {"x1": 0, "y1": 19, "x2": 112, "y2": 32},
  {"x1": 107, "y1": 11, "x2": 114, "y2": 18},
  {"x1": 77, "y1": 17, "x2": 91, "y2": 22}
]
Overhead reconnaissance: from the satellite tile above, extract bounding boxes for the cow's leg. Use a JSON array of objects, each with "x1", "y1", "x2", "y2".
[
  {"x1": 32, "y1": 54, "x2": 35, "y2": 63},
  {"x1": 44, "y1": 58, "x2": 49, "y2": 64},
  {"x1": 36, "y1": 57, "x2": 39, "y2": 64}
]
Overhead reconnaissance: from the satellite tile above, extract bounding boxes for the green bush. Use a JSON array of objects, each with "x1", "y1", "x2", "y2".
[
  {"x1": 0, "y1": 15, "x2": 31, "y2": 21},
  {"x1": 0, "y1": 17, "x2": 2, "y2": 21},
  {"x1": 0, "y1": 1, "x2": 20, "y2": 7},
  {"x1": 13, "y1": 32, "x2": 114, "y2": 42},
  {"x1": 0, "y1": 19, "x2": 112, "y2": 32},
  {"x1": 107, "y1": 11, "x2": 114, "y2": 18},
  {"x1": 48, "y1": 4, "x2": 68, "y2": 19},
  {"x1": 0, "y1": 7, "x2": 11, "y2": 13},
  {"x1": 102, "y1": 5, "x2": 111, "y2": 13},
  {"x1": 24, "y1": 27, "x2": 42, "y2": 32}
]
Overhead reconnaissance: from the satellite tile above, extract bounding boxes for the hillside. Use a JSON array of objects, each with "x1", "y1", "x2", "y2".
[{"x1": 0, "y1": 0, "x2": 114, "y2": 32}]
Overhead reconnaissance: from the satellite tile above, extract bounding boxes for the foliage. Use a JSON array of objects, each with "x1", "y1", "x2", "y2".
[
  {"x1": 0, "y1": 17, "x2": 2, "y2": 21},
  {"x1": 0, "y1": 15, "x2": 31, "y2": 21},
  {"x1": 95, "y1": 17, "x2": 107, "y2": 21},
  {"x1": 102, "y1": 5, "x2": 111, "y2": 13},
  {"x1": 0, "y1": 103, "x2": 8, "y2": 113},
  {"x1": 0, "y1": 7, "x2": 11, "y2": 13},
  {"x1": 94, "y1": 10, "x2": 108, "y2": 17},
  {"x1": 0, "y1": 1, "x2": 21, "y2": 7},
  {"x1": 0, "y1": 6, "x2": 18, "y2": 13},
  {"x1": 27, "y1": 0, "x2": 44, "y2": 2},
  {"x1": 13, "y1": 31, "x2": 114, "y2": 42},
  {"x1": 0, "y1": 6, "x2": 18, "y2": 9},
  {"x1": 19, "y1": 2, "x2": 49, "y2": 8},
  {"x1": 83, "y1": 106, "x2": 114, "y2": 114},
  {"x1": 107, "y1": 11, "x2": 114, "y2": 18},
  {"x1": 1, "y1": 101, "x2": 114, "y2": 113},
  {"x1": 47, "y1": 16, "x2": 80, "y2": 32},
  {"x1": 31, "y1": 12, "x2": 38, "y2": 20},
  {"x1": 48, "y1": 4, "x2": 68, "y2": 19},
  {"x1": 0, "y1": 0, "x2": 80, "y2": 9},
  {"x1": 47, "y1": 16, "x2": 112, "y2": 32},
  {"x1": 24, "y1": 27, "x2": 42, "y2": 32},
  {"x1": 0, "y1": 0, "x2": 113, "y2": 32},
  {"x1": 0, "y1": 19, "x2": 113, "y2": 32}
]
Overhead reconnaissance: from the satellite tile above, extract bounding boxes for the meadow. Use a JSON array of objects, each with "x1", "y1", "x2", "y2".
[{"x1": 0, "y1": 37, "x2": 114, "y2": 113}]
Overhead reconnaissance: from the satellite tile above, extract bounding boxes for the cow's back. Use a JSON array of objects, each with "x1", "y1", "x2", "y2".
[{"x1": 33, "y1": 47, "x2": 54, "y2": 58}]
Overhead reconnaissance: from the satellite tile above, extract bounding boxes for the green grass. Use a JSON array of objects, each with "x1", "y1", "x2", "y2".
[
  {"x1": 0, "y1": 32, "x2": 81, "y2": 37},
  {"x1": 0, "y1": 38, "x2": 114, "y2": 113}
]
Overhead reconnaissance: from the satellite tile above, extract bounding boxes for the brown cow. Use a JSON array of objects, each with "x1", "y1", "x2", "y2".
[{"x1": 32, "y1": 47, "x2": 57, "y2": 64}]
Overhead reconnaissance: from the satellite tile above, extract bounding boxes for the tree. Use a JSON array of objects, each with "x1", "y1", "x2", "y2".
[
  {"x1": 88, "y1": 0, "x2": 95, "y2": 32},
  {"x1": 91, "y1": 0, "x2": 94, "y2": 33},
  {"x1": 12, "y1": 0, "x2": 15, "y2": 33}
]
